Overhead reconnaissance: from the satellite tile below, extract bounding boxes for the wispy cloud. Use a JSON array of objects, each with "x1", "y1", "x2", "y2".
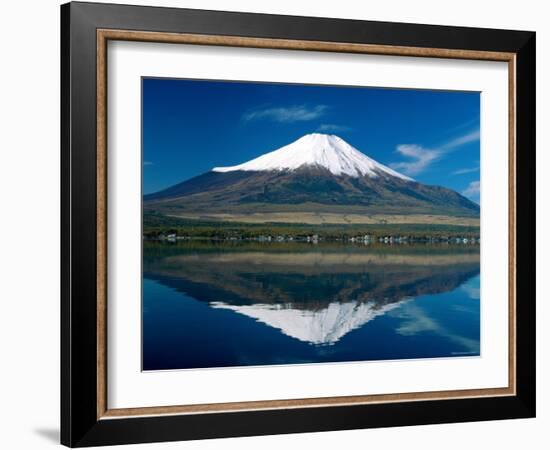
[
  {"x1": 453, "y1": 166, "x2": 479, "y2": 175},
  {"x1": 443, "y1": 116, "x2": 481, "y2": 135},
  {"x1": 462, "y1": 180, "x2": 480, "y2": 199},
  {"x1": 390, "y1": 129, "x2": 480, "y2": 176},
  {"x1": 143, "y1": 161, "x2": 153, "y2": 166},
  {"x1": 390, "y1": 144, "x2": 441, "y2": 176},
  {"x1": 391, "y1": 303, "x2": 480, "y2": 354},
  {"x1": 242, "y1": 104, "x2": 328, "y2": 123},
  {"x1": 439, "y1": 129, "x2": 480, "y2": 151},
  {"x1": 461, "y1": 283, "x2": 480, "y2": 300},
  {"x1": 316, "y1": 124, "x2": 352, "y2": 133}
]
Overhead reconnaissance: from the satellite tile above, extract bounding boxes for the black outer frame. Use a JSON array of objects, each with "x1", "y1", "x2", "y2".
[{"x1": 61, "y1": 1, "x2": 536, "y2": 447}]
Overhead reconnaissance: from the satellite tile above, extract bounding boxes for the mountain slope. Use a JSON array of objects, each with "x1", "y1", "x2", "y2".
[{"x1": 144, "y1": 134, "x2": 479, "y2": 220}]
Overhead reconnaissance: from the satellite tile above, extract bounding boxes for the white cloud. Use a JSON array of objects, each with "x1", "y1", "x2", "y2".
[
  {"x1": 391, "y1": 129, "x2": 480, "y2": 176},
  {"x1": 439, "y1": 129, "x2": 480, "y2": 151},
  {"x1": 243, "y1": 104, "x2": 328, "y2": 123},
  {"x1": 390, "y1": 144, "x2": 441, "y2": 176},
  {"x1": 462, "y1": 180, "x2": 480, "y2": 198},
  {"x1": 391, "y1": 303, "x2": 479, "y2": 354},
  {"x1": 453, "y1": 166, "x2": 479, "y2": 175},
  {"x1": 316, "y1": 124, "x2": 351, "y2": 133},
  {"x1": 444, "y1": 116, "x2": 480, "y2": 135},
  {"x1": 461, "y1": 284, "x2": 480, "y2": 300}
]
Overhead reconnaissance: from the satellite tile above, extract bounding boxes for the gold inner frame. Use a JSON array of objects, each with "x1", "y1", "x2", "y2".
[{"x1": 96, "y1": 29, "x2": 517, "y2": 420}]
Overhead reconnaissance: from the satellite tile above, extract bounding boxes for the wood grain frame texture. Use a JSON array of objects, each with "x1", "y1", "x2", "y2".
[{"x1": 96, "y1": 29, "x2": 517, "y2": 420}]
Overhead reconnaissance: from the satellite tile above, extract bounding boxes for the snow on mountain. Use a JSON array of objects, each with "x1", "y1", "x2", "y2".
[
  {"x1": 212, "y1": 133, "x2": 413, "y2": 181},
  {"x1": 210, "y1": 299, "x2": 409, "y2": 345}
]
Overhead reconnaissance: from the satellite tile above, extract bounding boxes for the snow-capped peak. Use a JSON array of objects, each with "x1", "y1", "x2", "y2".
[
  {"x1": 212, "y1": 133, "x2": 412, "y2": 180},
  {"x1": 211, "y1": 299, "x2": 408, "y2": 345}
]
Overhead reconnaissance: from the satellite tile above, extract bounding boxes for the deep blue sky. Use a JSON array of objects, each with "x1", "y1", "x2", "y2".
[{"x1": 143, "y1": 78, "x2": 480, "y2": 202}]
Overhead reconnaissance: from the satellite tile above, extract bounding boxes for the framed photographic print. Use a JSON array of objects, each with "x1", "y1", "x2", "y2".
[{"x1": 61, "y1": 1, "x2": 536, "y2": 447}]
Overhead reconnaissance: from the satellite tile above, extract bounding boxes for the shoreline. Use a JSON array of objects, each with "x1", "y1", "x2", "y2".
[{"x1": 144, "y1": 235, "x2": 480, "y2": 245}]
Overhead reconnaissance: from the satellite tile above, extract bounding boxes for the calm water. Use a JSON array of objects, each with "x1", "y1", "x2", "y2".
[{"x1": 142, "y1": 241, "x2": 480, "y2": 370}]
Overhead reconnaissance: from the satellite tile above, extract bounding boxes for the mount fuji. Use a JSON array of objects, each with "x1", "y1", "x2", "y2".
[{"x1": 144, "y1": 134, "x2": 479, "y2": 221}]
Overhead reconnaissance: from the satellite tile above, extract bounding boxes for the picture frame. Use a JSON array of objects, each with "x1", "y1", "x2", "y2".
[{"x1": 61, "y1": 1, "x2": 535, "y2": 447}]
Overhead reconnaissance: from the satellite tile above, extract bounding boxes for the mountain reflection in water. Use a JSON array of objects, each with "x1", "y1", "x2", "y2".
[{"x1": 143, "y1": 241, "x2": 480, "y2": 370}]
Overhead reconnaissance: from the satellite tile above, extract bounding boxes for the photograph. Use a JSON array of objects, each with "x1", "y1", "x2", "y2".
[{"x1": 141, "y1": 78, "x2": 481, "y2": 371}]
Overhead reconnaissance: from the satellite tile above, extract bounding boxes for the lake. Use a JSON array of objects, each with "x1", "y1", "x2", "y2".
[{"x1": 142, "y1": 241, "x2": 480, "y2": 371}]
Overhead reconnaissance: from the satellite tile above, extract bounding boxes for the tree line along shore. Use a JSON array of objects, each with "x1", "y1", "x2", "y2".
[{"x1": 143, "y1": 213, "x2": 480, "y2": 244}]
